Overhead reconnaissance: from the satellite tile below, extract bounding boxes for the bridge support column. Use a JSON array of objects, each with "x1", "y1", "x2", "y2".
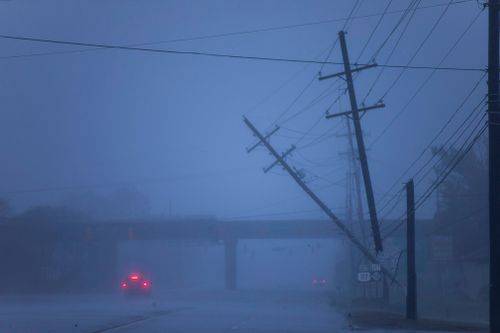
[{"x1": 224, "y1": 238, "x2": 237, "y2": 290}]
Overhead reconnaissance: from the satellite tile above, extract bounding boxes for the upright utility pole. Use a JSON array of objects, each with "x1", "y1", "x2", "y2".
[
  {"x1": 320, "y1": 31, "x2": 384, "y2": 253},
  {"x1": 345, "y1": 146, "x2": 356, "y2": 295},
  {"x1": 488, "y1": 0, "x2": 500, "y2": 330},
  {"x1": 406, "y1": 179, "x2": 417, "y2": 320}
]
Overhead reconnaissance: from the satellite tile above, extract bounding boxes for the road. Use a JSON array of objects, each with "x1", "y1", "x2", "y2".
[{"x1": 0, "y1": 290, "x2": 478, "y2": 332}]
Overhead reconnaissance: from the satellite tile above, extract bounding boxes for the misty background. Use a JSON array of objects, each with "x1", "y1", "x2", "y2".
[{"x1": 0, "y1": 0, "x2": 487, "y2": 222}]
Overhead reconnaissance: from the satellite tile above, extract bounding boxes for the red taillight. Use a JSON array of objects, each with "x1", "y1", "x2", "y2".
[
  {"x1": 142, "y1": 281, "x2": 149, "y2": 288},
  {"x1": 121, "y1": 282, "x2": 127, "y2": 288},
  {"x1": 130, "y1": 274, "x2": 139, "y2": 281}
]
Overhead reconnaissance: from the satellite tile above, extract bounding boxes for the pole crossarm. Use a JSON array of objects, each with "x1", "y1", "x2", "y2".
[
  {"x1": 318, "y1": 63, "x2": 377, "y2": 81},
  {"x1": 326, "y1": 102, "x2": 385, "y2": 119},
  {"x1": 243, "y1": 115, "x2": 400, "y2": 285},
  {"x1": 263, "y1": 145, "x2": 296, "y2": 173},
  {"x1": 246, "y1": 125, "x2": 280, "y2": 153}
]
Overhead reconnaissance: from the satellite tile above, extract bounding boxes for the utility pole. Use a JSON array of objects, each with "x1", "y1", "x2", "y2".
[
  {"x1": 345, "y1": 118, "x2": 367, "y2": 246},
  {"x1": 406, "y1": 179, "x2": 417, "y2": 320},
  {"x1": 488, "y1": 0, "x2": 500, "y2": 330},
  {"x1": 243, "y1": 116, "x2": 400, "y2": 285},
  {"x1": 345, "y1": 149, "x2": 356, "y2": 296},
  {"x1": 320, "y1": 31, "x2": 384, "y2": 253}
]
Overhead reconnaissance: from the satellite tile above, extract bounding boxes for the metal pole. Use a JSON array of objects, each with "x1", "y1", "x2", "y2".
[
  {"x1": 406, "y1": 179, "x2": 417, "y2": 320},
  {"x1": 489, "y1": 0, "x2": 500, "y2": 329},
  {"x1": 338, "y1": 31, "x2": 383, "y2": 253}
]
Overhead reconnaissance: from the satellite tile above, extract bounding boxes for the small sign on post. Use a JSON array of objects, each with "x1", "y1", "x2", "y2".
[
  {"x1": 371, "y1": 271, "x2": 382, "y2": 281},
  {"x1": 357, "y1": 272, "x2": 371, "y2": 282}
]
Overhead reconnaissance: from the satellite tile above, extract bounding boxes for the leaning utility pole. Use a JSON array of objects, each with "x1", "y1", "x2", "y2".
[
  {"x1": 320, "y1": 31, "x2": 384, "y2": 253},
  {"x1": 488, "y1": 0, "x2": 500, "y2": 330},
  {"x1": 345, "y1": 118, "x2": 367, "y2": 246},
  {"x1": 406, "y1": 179, "x2": 417, "y2": 320},
  {"x1": 243, "y1": 116, "x2": 399, "y2": 284}
]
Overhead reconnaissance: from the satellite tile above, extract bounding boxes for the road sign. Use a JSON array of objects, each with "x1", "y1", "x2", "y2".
[
  {"x1": 371, "y1": 271, "x2": 382, "y2": 281},
  {"x1": 358, "y1": 272, "x2": 371, "y2": 282},
  {"x1": 358, "y1": 264, "x2": 369, "y2": 272}
]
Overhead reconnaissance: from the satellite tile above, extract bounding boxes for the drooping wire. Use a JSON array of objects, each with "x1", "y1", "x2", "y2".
[
  {"x1": 372, "y1": 74, "x2": 486, "y2": 213},
  {"x1": 381, "y1": 119, "x2": 487, "y2": 240},
  {"x1": 378, "y1": 0, "x2": 455, "y2": 101},
  {"x1": 363, "y1": 0, "x2": 422, "y2": 103},
  {"x1": 355, "y1": 0, "x2": 395, "y2": 64},
  {"x1": 368, "y1": 7, "x2": 485, "y2": 148}
]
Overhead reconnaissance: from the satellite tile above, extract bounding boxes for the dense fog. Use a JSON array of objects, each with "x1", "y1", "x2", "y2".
[{"x1": 0, "y1": 1, "x2": 493, "y2": 332}]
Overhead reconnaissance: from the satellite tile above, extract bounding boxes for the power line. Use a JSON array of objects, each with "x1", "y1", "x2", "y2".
[
  {"x1": 319, "y1": 0, "x2": 361, "y2": 73},
  {"x1": 373, "y1": 74, "x2": 486, "y2": 213},
  {"x1": 369, "y1": 0, "x2": 420, "y2": 62},
  {"x1": 378, "y1": 0, "x2": 455, "y2": 100},
  {"x1": 377, "y1": 98, "x2": 487, "y2": 233},
  {"x1": 377, "y1": 101, "x2": 486, "y2": 221},
  {"x1": 413, "y1": 102, "x2": 487, "y2": 185},
  {"x1": 381, "y1": 121, "x2": 487, "y2": 240},
  {"x1": 245, "y1": 44, "x2": 333, "y2": 116},
  {"x1": 363, "y1": 0, "x2": 422, "y2": 103},
  {"x1": 0, "y1": 34, "x2": 485, "y2": 72},
  {"x1": 268, "y1": 75, "x2": 318, "y2": 126},
  {"x1": 414, "y1": 121, "x2": 487, "y2": 210},
  {"x1": 355, "y1": 0, "x2": 395, "y2": 63},
  {"x1": 369, "y1": 7, "x2": 485, "y2": 148},
  {"x1": 278, "y1": 79, "x2": 341, "y2": 125},
  {"x1": 0, "y1": 1, "x2": 474, "y2": 61},
  {"x1": 414, "y1": 109, "x2": 487, "y2": 192}
]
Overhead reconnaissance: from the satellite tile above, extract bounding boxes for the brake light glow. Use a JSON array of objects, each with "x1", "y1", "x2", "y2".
[
  {"x1": 130, "y1": 274, "x2": 139, "y2": 280},
  {"x1": 121, "y1": 282, "x2": 127, "y2": 288},
  {"x1": 142, "y1": 281, "x2": 149, "y2": 288}
]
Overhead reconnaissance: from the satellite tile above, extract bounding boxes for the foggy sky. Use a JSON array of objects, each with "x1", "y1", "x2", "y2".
[{"x1": 0, "y1": 0, "x2": 487, "y2": 221}]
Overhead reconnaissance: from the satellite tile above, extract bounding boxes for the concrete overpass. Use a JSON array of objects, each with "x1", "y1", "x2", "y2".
[{"x1": 0, "y1": 217, "x2": 346, "y2": 290}]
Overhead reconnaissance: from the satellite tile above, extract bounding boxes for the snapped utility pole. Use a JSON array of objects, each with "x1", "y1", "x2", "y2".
[
  {"x1": 319, "y1": 30, "x2": 384, "y2": 253},
  {"x1": 243, "y1": 116, "x2": 399, "y2": 284},
  {"x1": 488, "y1": 0, "x2": 500, "y2": 330}
]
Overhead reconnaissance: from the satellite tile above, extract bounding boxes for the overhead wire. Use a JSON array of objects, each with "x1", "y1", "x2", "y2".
[
  {"x1": 381, "y1": 117, "x2": 487, "y2": 240},
  {"x1": 413, "y1": 101, "x2": 487, "y2": 185},
  {"x1": 363, "y1": 0, "x2": 422, "y2": 103},
  {"x1": 378, "y1": 0, "x2": 454, "y2": 101},
  {"x1": 0, "y1": 34, "x2": 485, "y2": 72},
  {"x1": 372, "y1": 74, "x2": 486, "y2": 214},
  {"x1": 414, "y1": 120, "x2": 487, "y2": 210},
  {"x1": 0, "y1": 1, "x2": 474, "y2": 61},
  {"x1": 368, "y1": 3, "x2": 485, "y2": 149},
  {"x1": 355, "y1": 0, "x2": 395, "y2": 64}
]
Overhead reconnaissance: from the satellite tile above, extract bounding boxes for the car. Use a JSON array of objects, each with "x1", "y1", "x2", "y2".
[
  {"x1": 312, "y1": 277, "x2": 327, "y2": 287},
  {"x1": 121, "y1": 273, "x2": 151, "y2": 296}
]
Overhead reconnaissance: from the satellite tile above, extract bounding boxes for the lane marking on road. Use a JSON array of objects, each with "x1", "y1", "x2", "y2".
[
  {"x1": 90, "y1": 308, "x2": 191, "y2": 333},
  {"x1": 225, "y1": 315, "x2": 255, "y2": 332},
  {"x1": 90, "y1": 315, "x2": 152, "y2": 333}
]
